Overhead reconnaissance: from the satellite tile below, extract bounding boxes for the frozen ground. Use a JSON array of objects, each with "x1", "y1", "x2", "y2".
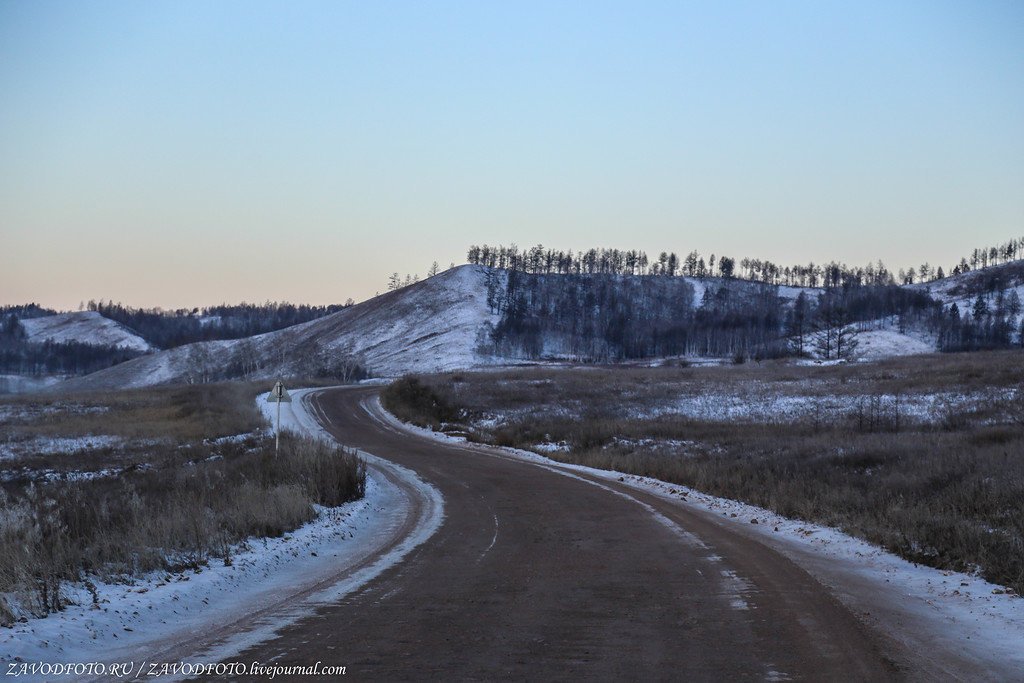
[
  {"x1": 376, "y1": 401, "x2": 1024, "y2": 678},
  {"x1": 638, "y1": 387, "x2": 1001, "y2": 425},
  {"x1": 0, "y1": 374, "x2": 65, "y2": 395},
  {"x1": 475, "y1": 382, "x2": 1004, "y2": 428},
  {"x1": 0, "y1": 435, "x2": 125, "y2": 460},
  {"x1": 0, "y1": 388, "x2": 443, "y2": 682}
]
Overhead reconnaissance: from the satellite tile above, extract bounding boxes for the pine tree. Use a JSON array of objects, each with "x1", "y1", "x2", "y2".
[
  {"x1": 972, "y1": 294, "x2": 988, "y2": 321},
  {"x1": 786, "y1": 291, "x2": 811, "y2": 356}
]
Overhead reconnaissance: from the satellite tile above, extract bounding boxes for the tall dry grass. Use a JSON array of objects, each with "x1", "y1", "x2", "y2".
[
  {"x1": 387, "y1": 352, "x2": 1024, "y2": 595},
  {"x1": 0, "y1": 382, "x2": 365, "y2": 626}
]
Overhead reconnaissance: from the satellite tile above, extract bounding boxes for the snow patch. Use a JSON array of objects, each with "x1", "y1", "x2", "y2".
[
  {"x1": 19, "y1": 312, "x2": 152, "y2": 352},
  {"x1": 854, "y1": 328, "x2": 935, "y2": 360},
  {"x1": 0, "y1": 435, "x2": 124, "y2": 460}
]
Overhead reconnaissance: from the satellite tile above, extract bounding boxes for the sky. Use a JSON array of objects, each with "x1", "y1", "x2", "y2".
[{"x1": 1, "y1": 1, "x2": 1022, "y2": 310}]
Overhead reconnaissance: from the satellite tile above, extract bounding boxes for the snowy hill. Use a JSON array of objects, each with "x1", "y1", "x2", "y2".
[
  {"x1": 846, "y1": 328, "x2": 936, "y2": 361},
  {"x1": 56, "y1": 261, "x2": 1024, "y2": 391},
  {"x1": 19, "y1": 311, "x2": 152, "y2": 352},
  {"x1": 912, "y1": 261, "x2": 1024, "y2": 309},
  {"x1": 60, "y1": 266, "x2": 501, "y2": 390}
]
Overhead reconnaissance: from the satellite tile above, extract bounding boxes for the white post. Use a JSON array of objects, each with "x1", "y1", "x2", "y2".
[{"x1": 275, "y1": 396, "x2": 281, "y2": 457}]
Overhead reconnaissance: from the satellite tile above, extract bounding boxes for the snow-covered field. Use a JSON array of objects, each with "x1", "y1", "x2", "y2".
[
  {"x1": 0, "y1": 435, "x2": 125, "y2": 460},
  {"x1": 19, "y1": 312, "x2": 152, "y2": 352},
  {"x1": 0, "y1": 388, "x2": 443, "y2": 681},
  {"x1": 376, "y1": 402, "x2": 1024, "y2": 678},
  {"x1": 634, "y1": 387, "x2": 1002, "y2": 425},
  {"x1": 470, "y1": 379, "x2": 1005, "y2": 428},
  {"x1": 0, "y1": 374, "x2": 65, "y2": 395},
  {"x1": 853, "y1": 327, "x2": 935, "y2": 360}
]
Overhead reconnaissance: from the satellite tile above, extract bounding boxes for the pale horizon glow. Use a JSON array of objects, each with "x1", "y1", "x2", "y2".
[{"x1": 2, "y1": 1, "x2": 1022, "y2": 310}]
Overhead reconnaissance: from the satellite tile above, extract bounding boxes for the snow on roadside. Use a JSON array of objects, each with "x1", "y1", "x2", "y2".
[
  {"x1": 373, "y1": 401, "x2": 1024, "y2": 674},
  {"x1": 0, "y1": 486, "x2": 387, "y2": 671},
  {"x1": 0, "y1": 387, "x2": 441, "y2": 680}
]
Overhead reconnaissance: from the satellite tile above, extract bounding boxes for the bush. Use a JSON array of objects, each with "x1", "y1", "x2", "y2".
[
  {"x1": 381, "y1": 376, "x2": 457, "y2": 429},
  {"x1": 0, "y1": 434, "x2": 365, "y2": 624}
]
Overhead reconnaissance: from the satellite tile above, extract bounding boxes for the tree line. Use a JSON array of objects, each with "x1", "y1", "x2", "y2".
[
  {"x1": 478, "y1": 263, "x2": 1024, "y2": 362},
  {"x1": 478, "y1": 270, "x2": 951, "y2": 363},
  {"x1": 937, "y1": 291, "x2": 1024, "y2": 352},
  {"x1": 85, "y1": 299, "x2": 354, "y2": 349},
  {"x1": 467, "y1": 237, "x2": 1024, "y2": 288}
]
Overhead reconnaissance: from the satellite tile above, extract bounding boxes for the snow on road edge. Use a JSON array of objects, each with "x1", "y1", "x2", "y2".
[
  {"x1": 371, "y1": 398, "x2": 1024, "y2": 676},
  {"x1": 186, "y1": 388, "x2": 444, "y2": 670},
  {"x1": 1, "y1": 387, "x2": 443, "y2": 681}
]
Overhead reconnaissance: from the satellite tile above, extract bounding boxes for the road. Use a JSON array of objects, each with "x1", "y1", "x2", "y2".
[{"x1": 204, "y1": 386, "x2": 907, "y2": 680}]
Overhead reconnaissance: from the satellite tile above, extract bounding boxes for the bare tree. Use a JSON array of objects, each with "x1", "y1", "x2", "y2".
[{"x1": 186, "y1": 344, "x2": 213, "y2": 384}]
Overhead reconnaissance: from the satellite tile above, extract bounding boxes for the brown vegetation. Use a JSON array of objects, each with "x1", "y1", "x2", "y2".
[
  {"x1": 0, "y1": 383, "x2": 365, "y2": 626},
  {"x1": 388, "y1": 351, "x2": 1024, "y2": 595}
]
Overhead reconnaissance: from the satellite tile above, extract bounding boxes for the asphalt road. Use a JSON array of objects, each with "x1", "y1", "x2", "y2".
[{"x1": 204, "y1": 386, "x2": 906, "y2": 681}]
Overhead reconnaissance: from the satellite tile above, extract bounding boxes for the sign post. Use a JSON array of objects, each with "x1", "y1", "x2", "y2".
[{"x1": 265, "y1": 380, "x2": 292, "y2": 457}]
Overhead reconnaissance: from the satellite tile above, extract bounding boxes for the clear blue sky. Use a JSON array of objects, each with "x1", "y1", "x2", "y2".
[{"x1": 2, "y1": 1, "x2": 1022, "y2": 309}]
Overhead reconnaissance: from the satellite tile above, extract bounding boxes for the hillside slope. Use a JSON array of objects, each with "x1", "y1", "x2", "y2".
[
  {"x1": 20, "y1": 311, "x2": 153, "y2": 352},
  {"x1": 913, "y1": 261, "x2": 1024, "y2": 319},
  {"x1": 61, "y1": 266, "x2": 500, "y2": 390}
]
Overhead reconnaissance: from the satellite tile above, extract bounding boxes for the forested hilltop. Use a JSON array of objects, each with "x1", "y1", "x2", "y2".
[{"x1": 467, "y1": 242, "x2": 1024, "y2": 362}]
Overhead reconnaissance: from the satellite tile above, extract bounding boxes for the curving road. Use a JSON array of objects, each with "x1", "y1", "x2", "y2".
[{"x1": 204, "y1": 386, "x2": 907, "y2": 680}]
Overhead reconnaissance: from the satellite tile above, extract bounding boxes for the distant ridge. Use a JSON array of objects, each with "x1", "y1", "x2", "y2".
[{"x1": 56, "y1": 260, "x2": 1024, "y2": 392}]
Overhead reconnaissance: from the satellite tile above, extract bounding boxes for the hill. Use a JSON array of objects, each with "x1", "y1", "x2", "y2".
[
  {"x1": 19, "y1": 311, "x2": 152, "y2": 352},
  {"x1": 56, "y1": 260, "x2": 1024, "y2": 391},
  {"x1": 59, "y1": 266, "x2": 500, "y2": 390}
]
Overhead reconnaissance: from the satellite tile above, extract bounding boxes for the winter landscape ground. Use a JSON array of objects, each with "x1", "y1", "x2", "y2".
[{"x1": 2, "y1": 257, "x2": 1023, "y2": 679}]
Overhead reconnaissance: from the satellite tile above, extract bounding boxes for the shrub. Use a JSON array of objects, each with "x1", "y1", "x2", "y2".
[
  {"x1": 0, "y1": 434, "x2": 364, "y2": 624},
  {"x1": 381, "y1": 376, "x2": 456, "y2": 429}
]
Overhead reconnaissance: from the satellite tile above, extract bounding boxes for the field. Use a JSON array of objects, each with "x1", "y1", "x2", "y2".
[
  {"x1": 0, "y1": 382, "x2": 365, "y2": 626},
  {"x1": 383, "y1": 350, "x2": 1024, "y2": 595}
]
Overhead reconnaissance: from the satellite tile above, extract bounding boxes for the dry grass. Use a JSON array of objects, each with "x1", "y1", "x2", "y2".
[
  {"x1": 0, "y1": 383, "x2": 365, "y2": 625},
  {"x1": 389, "y1": 350, "x2": 1024, "y2": 595},
  {"x1": 0, "y1": 382, "x2": 266, "y2": 443}
]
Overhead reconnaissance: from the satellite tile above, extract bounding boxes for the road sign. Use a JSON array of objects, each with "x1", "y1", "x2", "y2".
[
  {"x1": 266, "y1": 381, "x2": 291, "y2": 457},
  {"x1": 267, "y1": 381, "x2": 292, "y2": 403}
]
